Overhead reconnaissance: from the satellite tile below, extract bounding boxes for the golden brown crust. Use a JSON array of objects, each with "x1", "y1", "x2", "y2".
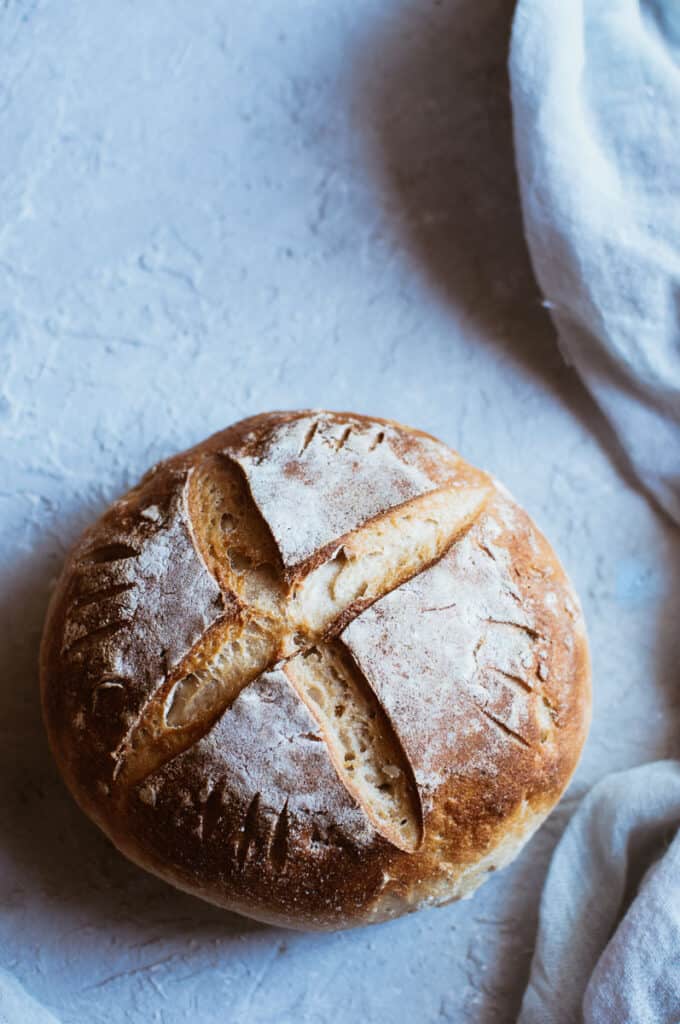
[{"x1": 40, "y1": 410, "x2": 591, "y2": 930}]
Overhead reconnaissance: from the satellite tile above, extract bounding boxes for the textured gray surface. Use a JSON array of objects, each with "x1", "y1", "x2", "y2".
[{"x1": 1, "y1": 1, "x2": 678, "y2": 1022}]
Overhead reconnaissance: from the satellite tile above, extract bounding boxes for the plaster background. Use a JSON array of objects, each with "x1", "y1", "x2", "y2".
[{"x1": 1, "y1": 1, "x2": 678, "y2": 1021}]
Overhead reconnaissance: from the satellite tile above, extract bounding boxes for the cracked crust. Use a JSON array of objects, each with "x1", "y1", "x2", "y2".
[{"x1": 40, "y1": 410, "x2": 591, "y2": 930}]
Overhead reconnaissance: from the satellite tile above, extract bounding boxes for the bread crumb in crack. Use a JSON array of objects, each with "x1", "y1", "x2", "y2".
[{"x1": 284, "y1": 643, "x2": 422, "y2": 853}]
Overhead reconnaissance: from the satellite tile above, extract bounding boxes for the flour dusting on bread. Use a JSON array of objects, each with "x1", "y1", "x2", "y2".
[
  {"x1": 228, "y1": 412, "x2": 467, "y2": 570},
  {"x1": 40, "y1": 410, "x2": 590, "y2": 931}
]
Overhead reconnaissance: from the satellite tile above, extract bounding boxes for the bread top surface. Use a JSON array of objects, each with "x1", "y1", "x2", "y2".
[{"x1": 40, "y1": 410, "x2": 591, "y2": 929}]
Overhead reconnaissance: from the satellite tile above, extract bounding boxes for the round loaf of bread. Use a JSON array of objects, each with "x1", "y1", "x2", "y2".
[{"x1": 41, "y1": 410, "x2": 590, "y2": 930}]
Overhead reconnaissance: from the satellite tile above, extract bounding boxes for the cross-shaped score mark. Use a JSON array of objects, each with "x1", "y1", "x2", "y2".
[{"x1": 116, "y1": 451, "x2": 492, "y2": 852}]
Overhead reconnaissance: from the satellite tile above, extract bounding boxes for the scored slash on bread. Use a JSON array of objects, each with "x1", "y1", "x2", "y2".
[
  {"x1": 40, "y1": 411, "x2": 590, "y2": 930},
  {"x1": 117, "y1": 441, "x2": 490, "y2": 858}
]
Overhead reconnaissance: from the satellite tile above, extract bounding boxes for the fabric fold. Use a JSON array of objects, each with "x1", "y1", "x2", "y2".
[
  {"x1": 510, "y1": 0, "x2": 680, "y2": 525},
  {"x1": 517, "y1": 763, "x2": 680, "y2": 1023},
  {"x1": 511, "y1": 3, "x2": 680, "y2": 1019}
]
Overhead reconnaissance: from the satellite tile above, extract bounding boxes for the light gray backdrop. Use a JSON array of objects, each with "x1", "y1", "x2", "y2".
[{"x1": 1, "y1": 2, "x2": 678, "y2": 1022}]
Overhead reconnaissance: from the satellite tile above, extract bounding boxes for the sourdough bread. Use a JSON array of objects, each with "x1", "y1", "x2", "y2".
[{"x1": 40, "y1": 411, "x2": 590, "y2": 930}]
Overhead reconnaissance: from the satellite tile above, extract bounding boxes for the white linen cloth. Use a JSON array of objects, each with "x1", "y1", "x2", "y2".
[
  {"x1": 516, "y1": 764, "x2": 680, "y2": 1024},
  {"x1": 511, "y1": 2, "x2": 680, "y2": 1021},
  {"x1": 511, "y1": 0, "x2": 680, "y2": 525}
]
